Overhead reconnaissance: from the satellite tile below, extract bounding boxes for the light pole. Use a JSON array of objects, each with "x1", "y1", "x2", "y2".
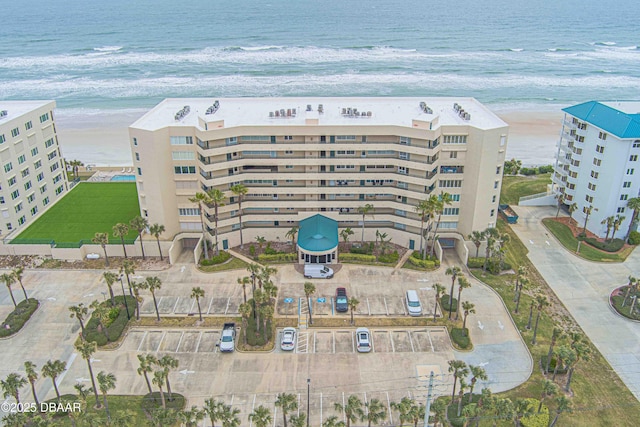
[
  {"x1": 119, "y1": 274, "x2": 130, "y2": 320},
  {"x1": 307, "y1": 378, "x2": 310, "y2": 427}
]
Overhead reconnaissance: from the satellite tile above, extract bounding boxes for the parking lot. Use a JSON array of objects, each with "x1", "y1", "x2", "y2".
[{"x1": 139, "y1": 296, "x2": 243, "y2": 316}]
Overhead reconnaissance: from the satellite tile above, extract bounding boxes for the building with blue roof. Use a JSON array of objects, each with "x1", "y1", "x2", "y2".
[
  {"x1": 554, "y1": 101, "x2": 640, "y2": 238},
  {"x1": 297, "y1": 214, "x2": 339, "y2": 264}
]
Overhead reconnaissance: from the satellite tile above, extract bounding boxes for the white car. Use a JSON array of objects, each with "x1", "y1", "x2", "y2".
[
  {"x1": 280, "y1": 327, "x2": 297, "y2": 351},
  {"x1": 356, "y1": 327, "x2": 371, "y2": 353}
]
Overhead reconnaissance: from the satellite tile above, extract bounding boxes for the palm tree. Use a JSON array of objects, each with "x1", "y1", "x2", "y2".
[
  {"x1": 407, "y1": 402, "x2": 425, "y2": 427},
  {"x1": 340, "y1": 227, "x2": 354, "y2": 243},
  {"x1": 416, "y1": 197, "x2": 435, "y2": 259},
  {"x1": 430, "y1": 398, "x2": 447, "y2": 427},
  {"x1": 432, "y1": 283, "x2": 445, "y2": 321},
  {"x1": 255, "y1": 236, "x2": 266, "y2": 250},
  {"x1": 549, "y1": 396, "x2": 573, "y2": 427},
  {"x1": 545, "y1": 326, "x2": 565, "y2": 374},
  {"x1": 357, "y1": 203, "x2": 375, "y2": 243},
  {"x1": 611, "y1": 215, "x2": 625, "y2": 240},
  {"x1": 468, "y1": 230, "x2": 485, "y2": 258},
  {"x1": 203, "y1": 398, "x2": 227, "y2": 427},
  {"x1": 565, "y1": 340, "x2": 590, "y2": 393},
  {"x1": 92, "y1": 232, "x2": 110, "y2": 267},
  {"x1": 237, "y1": 277, "x2": 250, "y2": 304},
  {"x1": 322, "y1": 415, "x2": 346, "y2": 427},
  {"x1": 191, "y1": 286, "x2": 205, "y2": 321},
  {"x1": 552, "y1": 345, "x2": 575, "y2": 382},
  {"x1": 334, "y1": 394, "x2": 364, "y2": 427},
  {"x1": 514, "y1": 265, "x2": 528, "y2": 303},
  {"x1": 129, "y1": 216, "x2": 149, "y2": 260},
  {"x1": 445, "y1": 266, "x2": 461, "y2": 316},
  {"x1": 42, "y1": 359, "x2": 67, "y2": 402},
  {"x1": 189, "y1": 192, "x2": 211, "y2": 259},
  {"x1": 538, "y1": 379, "x2": 557, "y2": 413},
  {"x1": 275, "y1": 392, "x2": 298, "y2": 427},
  {"x1": 152, "y1": 370, "x2": 167, "y2": 409},
  {"x1": 260, "y1": 304, "x2": 274, "y2": 341},
  {"x1": 1, "y1": 272, "x2": 17, "y2": 307},
  {"x1": 1, "y1": 373, "x2": 27, "y2": 404},
  {"x1": 455, "y1": 276, "x2": 471, "y2": 320},
  {"x1": 430, "y1": 192, "x2": 453, "y2": 257},
  {"x1": 96, "y1": 371, "x2": 116, "y2": 421},
  {"x1": 142, "y1": 276, "x2": 162, "y2": 321},
  {"x1": 456, "y1": 378, "x2": 468, "y2": 416},
  {"x1": 514, "y1": 398, "x2": 534, "y2": 427},
  {"x1": 461, "y1": 301, "x2": 475, "y2": 335},
  {"x1": 137, "y1": 353, "x2": 157, "y2": 395},
  {"x1": 555, "y1": 193, "x2": 565, "y2": 218},
  {"x1": 304, "y1": 282, "x2": 316, "y2": 325},
  {"x1": 467, "y1": 365, "x2": 488, "y2": 404},
  {"x1": 601, "y1": 216, "x2": 615, "y2": 241},
  {"x1": 157, "y1": 354, "x2": 178, "y2": 402},
  {"x1": 102, "y1": 271, "x2": 118, "y2": 305},
  {"x1": 362, "y1": 398, "x2": 387, "y2": 426},
  {"x1": 531, "y1": 294, "x2": 549, "y2": 345},
  {"x1": 206, "y1": 188, "x2": 226, "y2": 256},
  {"x1": 448, "y1": 359, "x2": 468, "y2": 403},
  {"x1": 69, "y1": 303, "x2": 89, "y2": 337},
  {"x1": 90, "y1": 300, "x2": 111, "y2": 341},
  {"x1": 221, "y1": 404, "x2": 241, "y2": 427},
  {"x1": 75, "y1": 340, "x2": 100, "y2": 407},
  {"x1": 248, "y1": 404, "x2": 272, "y2": 427},
  {"x1": 132, "y1": 281, "x2": 142, "y2": 320},
  {"x1": 239, "y1": 302, "x2": 251, "y2": 345},
  {"x1": 180, "y1": 406, "x2": 205, "y2": 427},
  {"x1": 11, "y1": 266, "x2": 28, "y2": 301},
  {"x1": 622, "y1": 276, "x2": 637, "y2": 307},
  {"x1": 112, "y1": 222, "x2": 131, "y2": 258},
  {"x1": 24, "y1": 361, "x2": 40, "y2": 407},
  {"x1": 348, "y1": 297, "x2": 360, "y2": 325},
  {"x1": 230, "y1": 184, "x2": 248, "y2": 249},
  {"x1": 390, "y1": 397, "x2": 414, "y2": 426},
  {"x1": 514, "y1": 277, "x2": 529, "y2": 315},
  {"x1": 120, "y1": 258, "x2": 136, "y2": 296},
  {"x1": 582, "y1": 205, "x2": 594, "y2": 233},
  {"x1": 625, "y1": 197, "x2": 640, "y2": 240},
  {"x1": 290, "y1": 413, "x2": 307, "y2": 427},
  {"x1": 285, "y1": 226, "x2": 299, "y2": 251},
  {"x1": 149, "y1": 223, "x2": 166, "y2": 261},
  {"x1": 567, "y1": 202, "x2": 578, "y2": 226}
]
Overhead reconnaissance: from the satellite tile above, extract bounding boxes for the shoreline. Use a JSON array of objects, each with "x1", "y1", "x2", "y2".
[{"x1": 55, "y1": 108, "x2": 564, "y2": 167}]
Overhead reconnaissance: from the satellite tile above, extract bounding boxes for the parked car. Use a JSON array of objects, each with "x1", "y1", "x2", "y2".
[
  {"x1": 304, "y1": 264, "x2": 334, "y2": 279},
  {"x1": 355, "y1": 327, "x2": 371, "y2": 353},
  {"x1": 219, "y1": 322, "x2": 236, "y2": 352},
  {"x1": 335, "y1": 287, "x2": 348, "y2": 312},
  {"x1": 280, "y1": 327, "x2": 297, "y2": 351},
  {"x1": 406, "y1": 290, "x2": 423, "y2": 316}
]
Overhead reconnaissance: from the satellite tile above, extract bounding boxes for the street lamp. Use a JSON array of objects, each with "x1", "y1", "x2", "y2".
[
  {"x1": 307, "y1": 378, "x2": 310, "y2": 427},
  {"x1": 119, "y1": 274, "x2": 130, "y2": 320}
]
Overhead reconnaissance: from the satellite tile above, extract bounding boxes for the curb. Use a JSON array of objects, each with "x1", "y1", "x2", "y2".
[
  {"x1": 608, "y1": 286, "x2": 640, "y2": 324},
  {"x1": 0, "y1": 299, "x2": 40, "y2": 341}
]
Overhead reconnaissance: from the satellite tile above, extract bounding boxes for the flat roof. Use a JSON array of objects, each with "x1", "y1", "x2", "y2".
[
  {"x1": 130, "y1": 97, "x2": 507, "y2": 132},
  {"x1": 0, "y1": 100, "x2": 55, "y2": 124}
]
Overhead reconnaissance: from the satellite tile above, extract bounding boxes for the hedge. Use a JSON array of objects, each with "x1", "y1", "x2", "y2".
[
  {"x1": 584, "y1": 237, "x2": 624, "y2": 252},
  {"x1": 0, "y1": 298, "x2": 39, "y2": 338},
  {"x1": 411, "y1": 250, "x2": 438, "y2": 261},
  {"x1": 84, "y1": 295, "x2": 136, "y2": 346},
  {"x1": 407, "y1": 256, "x2": 438, "y2": 269},
  {"x1": 628, "y1": 231, "x2": 640, "y2": 245},
  {"x1": 340, "y1": 253, "x2": 377, "y2": 263},
  {"x1": 201, "y1": 251, "x2": 231, "y2": 266},
  {"x1": 450, "y1": 327, "x2": 470, "y2": 349},
  {"x1": 350, "y1": 243, "x2": 374, "y2": 255},
  {"x1": 440, "y1": 295, "x2": 458, "y2": 312},
  {"x1": 377, "y1": 251, "x2": 399, "y2": 264},
  {"x1": 257, "y1": 253, "x2": 297, "y2": 262},
  {"x1": 467, "y1": 257, "x2": 511, "y2": 273}
]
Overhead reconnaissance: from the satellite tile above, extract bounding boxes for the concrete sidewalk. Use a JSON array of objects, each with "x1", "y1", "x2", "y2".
[{"x1": 510, "y1": 205, "x2": 640, "y2": 400}]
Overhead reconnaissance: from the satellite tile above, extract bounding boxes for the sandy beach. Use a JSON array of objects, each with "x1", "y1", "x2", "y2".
[{"x1": 54, "y1": 109, "x2": 564, "y2": 168}]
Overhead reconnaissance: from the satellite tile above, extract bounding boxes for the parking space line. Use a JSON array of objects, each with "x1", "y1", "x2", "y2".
[
  {"x1": 332, "y1": 331, "x2": 336, "y2": 354},
  {"x1": 408, "y1": 331, "x2": 415, "y2": 352},
  {"x1": 313, "y1": 332, "x2": 316, "y2": 353},
  {"x1": 230, "y1": 394, "x2": 234, "y2": 406},
  {"x1": 272, "y1": 406, "x2": 277, "y2": 427},
  {"x1": 188, "y1": 300, "x2": 196, "y2": 315},
  {"x1": 389, "y1": 331, "x2": 395, "y2": 352},
  {"x1": 297, "y1": 393, "x2": 301, "y2": 416},
  {"x1": 137, "y1": 331, "x2": 148, "y2": 352},
  {"x1": 366, "y1": 297, "x2": 371, "y2": 315},
  {"x1": 156, "y1": 331, "x2": 166, "y2": 352},
  {"x1": 331, "y1": 297, "x2": 334, "y2": 315},
  {"x1": 428, "y1": 330, "x2": 435, "y2": 352},
  {"x1": 249, "y1": 394, "x2": 256, "y2": 427},
  {"x1": 172, "y1": 297, "x2": 180, "y2": 314},
  {"x1": 401, "y1": 297, "x2": 407, "y2": 315},
  {"x1": 386, "y1": 391, "x2": 393, "y2": 425},
  {"x1": 224, "y1": 297, "x2": 231, "y2": 314},
  {"x1": 371, "y1": 332, "x2": 375, "y2": 353},
  {"x1": 157, "y1": 296, "x2": 164, "y2": 310},
  {"x1": 342, "y1": 392, "x2": 346, "y2": 423},
  {"x1": 364, "y1": 392, "x2": 368, "y2": 415},
  {"x1": 352, "y1": 331, "x2": 355, "y2": 353},
  {"x1": 195, "y1": 332, "x2": 203, "y2": 353},
  {"x1": 207, "y1": 297, "x2": 214, "y2": 314},
  {"x1": 176, "y1": 331, "x2": 184, "y2": 352},
  {"x1": 320, "y1": 392, "x2": 323, "y2": 425},
  {"x1": 384, "y1": 297, "x2": 389, "y2": 316}
]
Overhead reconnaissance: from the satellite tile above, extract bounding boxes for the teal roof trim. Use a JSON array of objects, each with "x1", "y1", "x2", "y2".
[
  {"x1": 563, "y1": 101, "x2": 640, "y2": 139},
  {"x1": 298, "y1": 214, "x2": 339, "y2": 252}
]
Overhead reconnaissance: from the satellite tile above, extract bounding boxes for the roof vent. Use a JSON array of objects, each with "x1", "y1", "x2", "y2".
[
  {"x1": 174, "y1": 105, "x2": 191, "y2": 121},
  {"x1": 419, "y1": 102, "x2": 433, "y2": 114},
  {"x1": 0, "y1": 110, "x2": 7, "y2": 118},
  {"x1": 205, "y1": 100, "x2": 220, "y2": 115}
]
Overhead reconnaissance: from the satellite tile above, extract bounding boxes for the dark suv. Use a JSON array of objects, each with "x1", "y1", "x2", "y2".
[{"x1": 335, "y1": 287, "x2": 348, "y2": 312}]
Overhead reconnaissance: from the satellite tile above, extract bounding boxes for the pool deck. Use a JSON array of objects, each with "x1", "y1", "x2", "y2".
[{"x1": 86, "y1": 167, "x2": 135, "y2": 182}]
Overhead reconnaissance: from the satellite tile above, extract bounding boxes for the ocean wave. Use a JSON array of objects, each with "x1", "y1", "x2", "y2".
[
  {"x1": 93, "y1": 46, "x2": 123, "y2": 52},
  {"x1": 590, "y1": 41, "x2": 617, "y2": 46},
  {"x1": 509, "y1": 48, "x2": 524, "y2": 52}
]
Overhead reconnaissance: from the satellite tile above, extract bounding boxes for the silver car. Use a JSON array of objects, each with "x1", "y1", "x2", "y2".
[
  {"x1": 356, "y1": 327, "x2": 371, "y2": 353},
  {"x1": 280, "y1": 327, "x2": 297, "y2": 351}
]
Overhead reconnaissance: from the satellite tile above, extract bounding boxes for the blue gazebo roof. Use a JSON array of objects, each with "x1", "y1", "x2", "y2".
[{"x1": 298, "y1": 214, "x2": 339, "y2": 253}]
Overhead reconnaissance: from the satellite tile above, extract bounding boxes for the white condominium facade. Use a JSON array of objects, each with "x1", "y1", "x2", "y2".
[
  {"x1": 0, "y1": 101, "x2": 68, "y2": 237},
  {"x1": 129, "y1": 97, "x2": 508, "y2": 252},
  {"x1": 553, "y1": 101, "x2": 640, "y2": 238}
]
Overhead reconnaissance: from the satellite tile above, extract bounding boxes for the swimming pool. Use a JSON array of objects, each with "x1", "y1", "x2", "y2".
[{"x1": 110, "y1": 175, "x2": 136, "y2": 182}]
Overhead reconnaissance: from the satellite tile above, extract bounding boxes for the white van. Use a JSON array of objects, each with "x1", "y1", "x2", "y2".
[
  {"x1": 406, "y1": 290, "x2": 422, "y2": 316},
  {"x1": 304, "y1": 264, "x2": 334, "y2": 279}
]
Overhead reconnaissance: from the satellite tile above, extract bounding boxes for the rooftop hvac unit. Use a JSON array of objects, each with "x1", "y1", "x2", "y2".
[
  {"x1": 287, "y1": 109, "x2": 291, "y2": 117},
  {"x1": 275, "y1": 110, "x2": 280, "y2": 117},
  {"x1": 367, "y1": 111, "x2": 372, "y2": 117},
  {"x1": 420, "y1": 101, "x2": 426, "y2": 109},
  {"x1": 464, "y1": 113, "x2": 471, "y2": 120},
  {"x1": 0, "y1": 110, "x2": 7, "y2": 118},
  {"x1": 269, "y1": 112, "x2": 274, "y2": 118},
  {"x1": 454, "y1": 103, "x2": 460, "y2": 111},
  {"x1": 307, "y1": 104, "x2": 312, "y2": 111},
  {"x1": 292, "y1": 108, "x2": 296, "y2": 116},
  {"x1": 342, "y1": 108, "x2": 347, "y2": 114},
  {"x1": 280, "y1": 109, "x2": 285, "y2": 116},
  {"x1": 318, "y1": 104, "x2": 324, "y2": 113}
]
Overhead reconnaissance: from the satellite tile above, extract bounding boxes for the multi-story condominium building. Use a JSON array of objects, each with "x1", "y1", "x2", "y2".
[
  {"x1": 129, "y1": 97, "x2": 508, "y2": 260},
  {"x1": 0, "y1": 101, "x2": 68, "y2": 237},
  {"x1": 553, "y1": 101, "x2": 640, "y2": 238}
]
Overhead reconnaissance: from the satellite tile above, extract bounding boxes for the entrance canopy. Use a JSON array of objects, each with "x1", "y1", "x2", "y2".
[{"x1": 298, "y1": 214, "x2": 339, "y2": 253}]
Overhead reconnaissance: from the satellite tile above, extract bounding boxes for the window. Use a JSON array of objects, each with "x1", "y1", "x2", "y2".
[
  {"x1": 496, "y1": 166, "x2": 501, "y2": 174},
  {"x1": 225, "y1": 137, "x2": 237, "y2": 146},
  {"x1": 593, "y1": 158, "x2": 601, "y2": 166},
  {"x1": 30, "y1": 206, "x2": 38, "y2": 216},
  {"x1": 591, "y1": 170, "x2": 599, "y2": 179},
  {"x1": 439, "y1": 180, "x2": 462, "y2": 188},
  {"x1": 285, "y1": 165, "x2": 294, "y2": 169},
  {"x1": 490, "y1": 209, "x2": 495, "y2": 217},
  {"x1": 21, "y1": 168, "x2": 29, "y2": 178},
  {"x1": 336, "y1": 165, "x2": 355, "y2": 170},
  {"x1": 585, "y1": 195, "x2": 593, "y2": 203},
  {"x1": 397, "y1": 166, "x2": 407, "y2": 175},
  {"x1": 336, "y1": 135, "x2": 356, "y2": 140},
  {"x1": 634, "y1": 141, "x2": 640, "y2": 148},
  {"x1": 39, "y1": 113, "x2": 49, "y2": 123},
  {"x1": 50, "y1": 163, "x2": 59, "y2": 172},
  {"x1": 27, "y1": 194, "x2": 35, "y2": 203},
  {"x1": 179, "y1": 208, "x2": 200, "y2": 216},
  {"x1": 241, "y1": 136, "x2": 270, "y2": 141},
  {"x1": 11, "y1": 128, "x2": 19, "y2": 137},
  {"x1": 598, "y1": 132, "x2": 607, "y2": 140},
  {"x1": 45, "y1": 138, "x2": 54, "y2": 148},
  {"x1": 40, "y1": 185, "x2": 47, "y2": 194},
  {"x1": 284, "y1": 150, "x2": 293, "y2": 155},
  {"x1": 30, "y1": 147, "x2": 38, "y2": 156},
  {"x1": 53, "y1": 174, "x2": 61, "y2": 184},
  {"x1": 494, "y1": 180, "x2": 499, "y2": 189},
  {"x1": 17, "y1": 216, "x2": 26, "y2": 226},
  {"x1": 337, "y1": 150, "x2": 356, "y2": 155},
  {"x1": 587, "y1": 182, "x2": 596, "y2": 191},
  {"x1": 135, "y1": 152, "x2": 140, "y2": 161},
  {"x1": 10, "y1": 190, "x2": 19, "y2": 200},
  {"x1": 399, "y1": 137, "x2": 411, "y2": 145},
  {"x1": 47, "y1": 151, "x2": 58, "y2": 161},
  {"x1": 55, "y1": 185, "x2": 64, "y2": 195},
  {"x1": 596, "y1": 145, "x2": 604, "y2": 153},
  {"x1": 623, "y1": 181, "x2": 632, "y2": 188},
  {"x1": 0, "y1": 196, "x2": 3, "y2": 204},
  {"x1": 6, "y1": 223, "x2": 12, "y2": 230},
  {"x1": 8, "y1": 176, "x2": 16, "y2": 186},
  {"x1": 630, "y1": 155, "x2": 638, "y2": 162},
  {"x1": 449, "y1": 151, "x2": 458, "y2": 159},
  {"x1": 284, "y1": 135, "x2": 293, "y2": 140},
  {"x1": 452, "y1": 194, "x2": 461, "y2": 202},
  {"x1": 25, "y1": 121, "x2": 33, "y2": 131},
  {"x1": 137, "y1": 167, "x2": 142, "y2": 176},
  {"x1": 171, "y1": 151, "x2": 195, "y2": 160},
  {"x1": 170, "y1": 136, "x2": 193, "y2": 145},
  {"x1": 627, "y1": 168, "x2": 635, "y2": 175},
  {"x1": 443, "y1": 207, "x2": 459, "y2": 215},
  {"x1": 621, "y1": 194, "x2": 629, "y2": 201},
  {"x1": 617, "y1": 207, "x2": 626, "y2": 213},
  {"x1": 14, "y1": 203, "x2": 23, "y2": 213},
  {"x1": 34, "y1": 160, "x2": 41, "y2": 169},
  {"x1": 4, "y1": 162, "x2": 13, "y2": 173},
  {"x1": 174, "y1": 166, "x2": 196, "y2": 174},
  {"x1": 443, "y1": 135, "x2": 467, "y2": 144},
  {"x1": 0, "y1": 134, "x2": 4, "y2": 144},
  {"x1": 398, "y1": 152, "x2": 409, "y2": 160},
  {"x1": 42, "y1": 197, "x2": 49, "y2": 206},
  {"x1": 133, "y1": 137, "x2": 138, "y2": 146},
  {"x1": 492, "y1": 195, "x2": 496, "y2": 203},
  {"x1": 17, "y1": 154, "x2": 26, "y2": 164},
  {"x1": 24, "y1": 181, "x2": 32, "y2": 190}
]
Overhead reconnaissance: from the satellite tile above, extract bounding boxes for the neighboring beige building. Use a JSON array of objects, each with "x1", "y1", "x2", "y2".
[
  {"x1": 129, "y1": 97, "x2": 508, "y2": 260},
  {"x1": 0, "y1": 101, "x2": 68, "y2": 238}
]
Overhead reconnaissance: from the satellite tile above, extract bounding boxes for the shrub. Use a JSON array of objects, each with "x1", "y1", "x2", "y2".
[
  {"x1": 249, "y1": 245, "x2": 256, "y2": 257},
  {"x1": 520, "y1": 167, "x2": 537, "y2": 176},
  {"x1": 378, "y1": 251, "x2": 399, "y2": 264},
  {"x1": 350, "y1": 243, "x2": 374, "y2": 255},
  {"x1": 411, "y1": 250, "x2": 437, "y2": 261},
  {"x1": 450, "y1": 327, "x2": 470, "y2": 349},
  {"x1": 84, "y1": 296, "x2": 136, "y2": 346},
  {"x1": 340, "y1": 253, "x2": 377, "y2": 263},
  {"x1": 440, "y1": 295, "x2": 458, "y2": 312},
  {"x1": 467, "y1": 257, "x2": 511, "y2": 273},
  {"x1": 264, "y1": 246, "x2": 278, "y2": 255},
  {"x1": 201, "y1": 251, "x2": 231, "y2": 266},
  {"x1": 0, "y1": 298, "x2": 39, "y2": 338},
  {"x1": 407, "y1": 256, "x2": 438, "y2": 269},
  {"x1": 584, "y1": 237, "x2": 624, "y2": 252},
  {"x1": 628, "y1": 231, "x2": 640, "y2": 245},
  {"x1": 540, "y1": 355, "x2": 569, "y2": 374},
  {"x1": 466, "y1": 257, "x2": 485, "y2": 269},
  {"x1": 520, "y1": 398, "x2": 549, "y2": 427},
  {"x1": 537, "y1": 165, "x2": 554, "y2": 174},
  {"x1": 257, "y1": 253, "x2": 297, "y2": 262}
]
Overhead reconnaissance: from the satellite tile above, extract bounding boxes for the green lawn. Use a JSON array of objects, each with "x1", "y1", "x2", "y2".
[
  {"x1": 198, "y1": 256, "x2": 249, "y2": 272},
  {"x1": 13, "y1": 182, "x2": 140, "y2": 245},
  {"x1": 500, "y1": 173, "x2": 552, "y2": 205}
]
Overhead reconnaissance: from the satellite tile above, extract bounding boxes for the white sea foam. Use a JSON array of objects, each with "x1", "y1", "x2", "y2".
[
  {"x1": 509, "y1": 48, "x2": 524, "y2": 52},
  {"x1": 93, "y1": 46, "x2": 123, "y2": 52}
]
